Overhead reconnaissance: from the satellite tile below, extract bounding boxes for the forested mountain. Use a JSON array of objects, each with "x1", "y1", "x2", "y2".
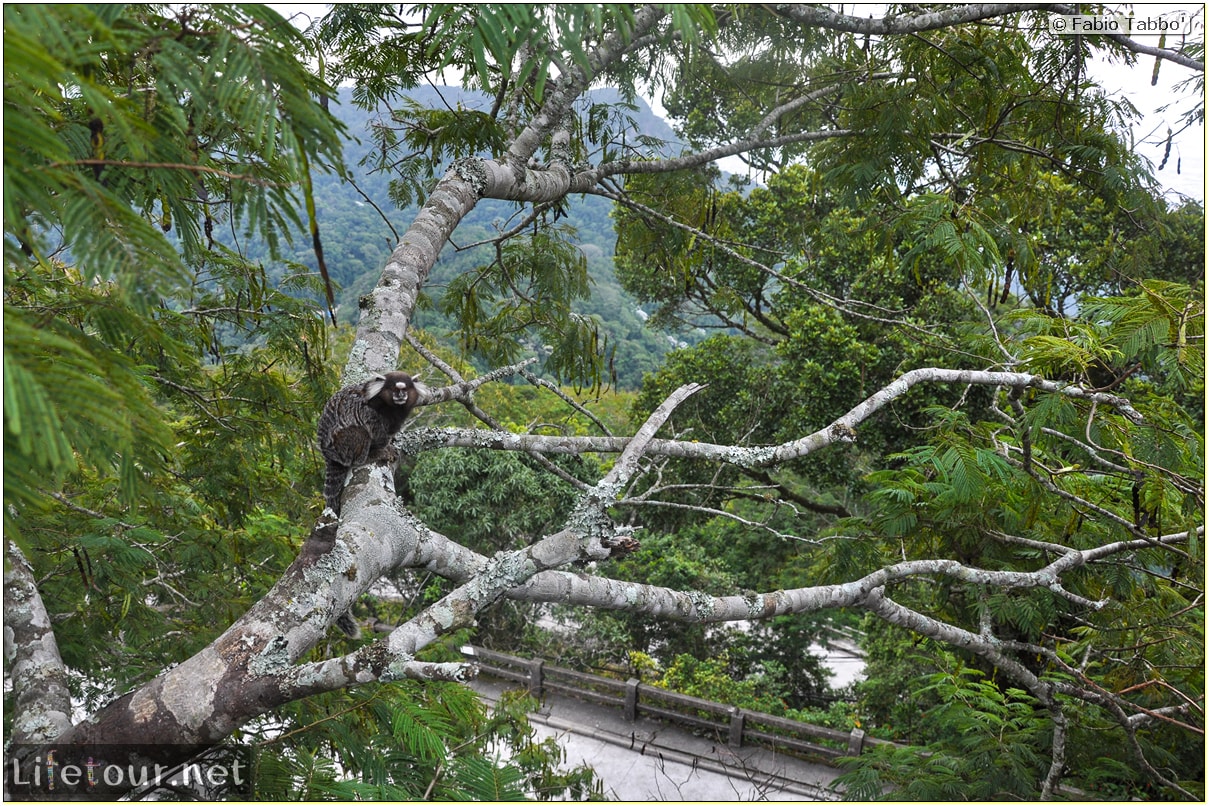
[{"x1": 260, "y1": 85, "x2": 693, "y2": 388}]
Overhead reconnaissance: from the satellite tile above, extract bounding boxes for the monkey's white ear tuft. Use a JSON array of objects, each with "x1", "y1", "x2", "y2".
[{"x1": 362, "y1": 374, "x2": 387, "y2": 399}]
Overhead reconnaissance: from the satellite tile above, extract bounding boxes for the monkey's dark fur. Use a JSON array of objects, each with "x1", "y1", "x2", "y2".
[
  {"x1": 317, "y1": 371, "x2": 420, "y2": 515},
  {"x1": 317, "y1": 372, "x2": 420, "y2": 639}
]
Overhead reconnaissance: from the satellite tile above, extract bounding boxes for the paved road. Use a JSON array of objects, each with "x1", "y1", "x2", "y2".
[{"x1": 469, "y1": 676, "x2": 845, "y2": 801}]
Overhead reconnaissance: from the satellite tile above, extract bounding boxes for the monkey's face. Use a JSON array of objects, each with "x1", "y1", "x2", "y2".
[
  {"x1": 380, "y1": 371, "x2": 418, "y2": 408},
  {"x1": 390, "y1": 376, "x2": 416, "y2": 407}
]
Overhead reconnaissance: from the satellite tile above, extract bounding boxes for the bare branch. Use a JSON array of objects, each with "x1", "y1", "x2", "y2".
[
  {"x1": 599, "y1": 383, "x2": 705, "y2": 495},
  {"x1": 771, "y1": 3, "x2": 1053, "y2": 35},
  {"x1": 580, "y1": 128, "x2": 855, "y2": 186},
  {"x1": 617, "y1": 495, "x2": 825, "y2": 544},
  {"x1": 1103, "y1": 33, "x2": 1205, "y2": 72},
  {"x1": 398, "y1": 368, "x2": 1151, "y2": 468},
  {"x1": 403, "y1": 335, "x2": 589, "y2": 488},
  {"x1": 412, "y1": 357, "x2": 539, "y2": 408},
  {"x1": 746, "y1": 76, "x2": 888, "y2": 140}
]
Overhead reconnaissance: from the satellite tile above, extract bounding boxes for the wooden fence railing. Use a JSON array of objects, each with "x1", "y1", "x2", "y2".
[{"x1": 461, "y1": 645, "x2": 900, "y2": 763}]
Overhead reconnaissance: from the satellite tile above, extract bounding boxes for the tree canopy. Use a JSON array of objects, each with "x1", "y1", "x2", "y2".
[{"x1": 4, "y1": 3, "x2": 1204, "y2": 800}]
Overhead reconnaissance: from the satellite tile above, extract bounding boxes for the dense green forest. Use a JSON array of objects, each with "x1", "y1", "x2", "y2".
[{"x1": 4, "y1": 4, "x2": 1204, "y2": 801}]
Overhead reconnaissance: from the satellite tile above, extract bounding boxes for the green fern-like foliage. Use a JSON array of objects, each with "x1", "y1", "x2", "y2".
[
  {"x1": 833, "y1": 659, "x2": 1052, "y2": 801},
  {"x1": 249, "y1": 681, "x2": 602, "y2": 801},
  {"x1": 1082, "y1": 279, "x2": 1206, "y2": 393},
  {"x1": 435, "y1": 222, "x2": 615, "y2": 389},
  {"x1": 3, "y1": 3, "x2": 346, "y2": 532},
  {"x1": 2, "y1": 0, "x2": 347, "y2": 707},
  {"x1": 3, "y1": 4, "x2": 344, "y2": 283}
]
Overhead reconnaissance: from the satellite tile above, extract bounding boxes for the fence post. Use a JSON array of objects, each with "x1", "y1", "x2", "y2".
[
  {"x1": 847, "y1": 726, "x2": 866, "y2": 756},
  {"x1": 728, "y1": 707, "x2": 745, "y2": 750},
  {"x1": 624, "y1": 678, "x2": 639, "y2": 722},
  {"x1": 528, "y1": 659, "x2": 544, "y2": 698}
]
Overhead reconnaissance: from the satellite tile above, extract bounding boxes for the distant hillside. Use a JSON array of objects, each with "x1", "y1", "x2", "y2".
[{"x1": 256, "y1": 86, "x2": 691, "y2": 389}]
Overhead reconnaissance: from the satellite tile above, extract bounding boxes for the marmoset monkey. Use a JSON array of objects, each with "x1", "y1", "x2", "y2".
[
  {"x1": 316, "y1": 371, "x2": 422, "y2": 638},
  {"x1": 317, "y1": 372, "x2": 421, "y2": 515}
]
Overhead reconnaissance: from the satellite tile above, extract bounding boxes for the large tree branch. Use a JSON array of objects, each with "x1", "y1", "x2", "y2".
[
  {"x1": 347, "y1": 6, "x2": 667, "y2": 380},
  {"x1": 507, "y1": 539, "x2": 1192, "y2": 622},
  {"x1": 348, "y1": 168, "x2": 479, "y2": 379},
  {"x1": 386, "y1": 482, "x2": 1197, "y2": 625},
  {"x1": 4, "y1": 541, "x2": 74, "y2": 744},
  {"x1": 506, "y1": 5, "x2": 668, "y2": 169},
  {"x1": 262, "y1": 384, "x2": 703, "y2": 698},
  {"x1": 35, "y1": 385, "x2": 701, "y2": 780}
]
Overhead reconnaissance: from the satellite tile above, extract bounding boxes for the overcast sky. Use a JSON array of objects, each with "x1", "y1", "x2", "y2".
[{"x1": 1088, "y1": 47, "x2": 1204, "y2": 203}]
